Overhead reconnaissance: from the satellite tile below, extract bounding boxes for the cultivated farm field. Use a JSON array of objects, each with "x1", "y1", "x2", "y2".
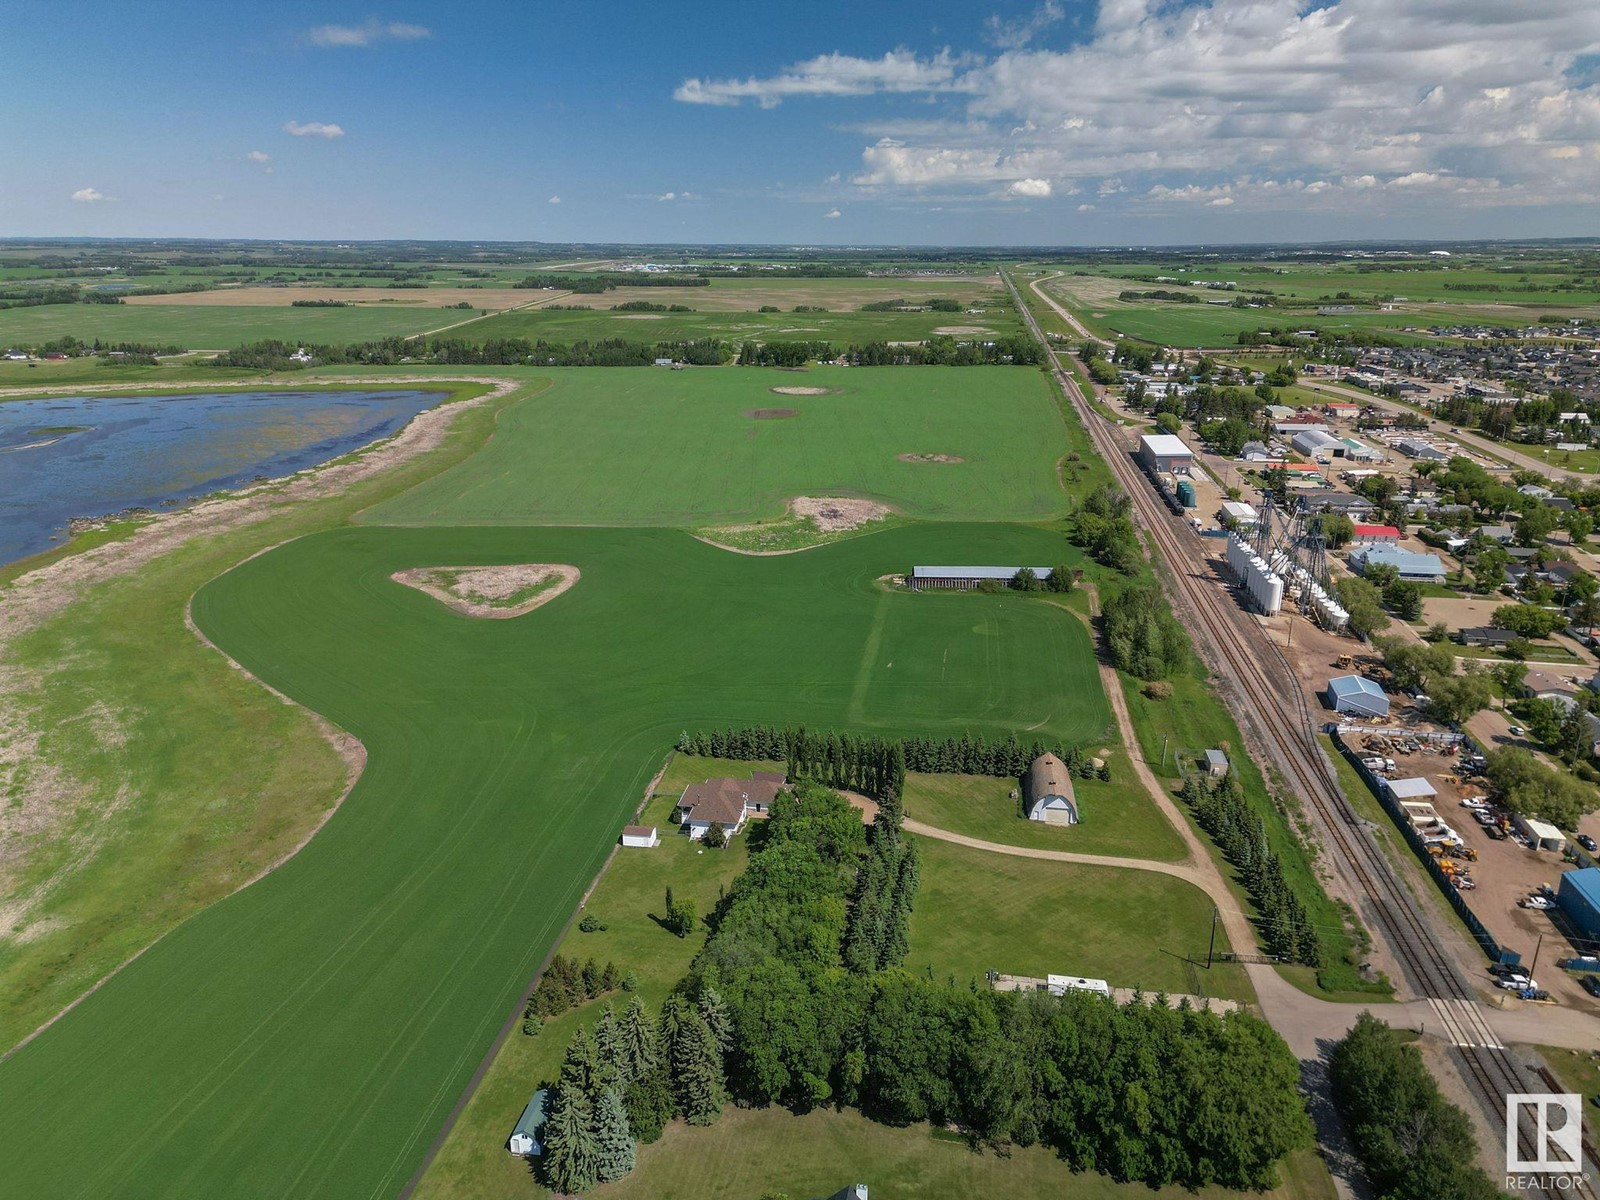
[
  {"x1": 459, "y1": 303, "x2": 1021, "y2": 347},
  {"x1": 367, "y1": 366, "x2": 1069, "y2": 526},
  {"x1": 0, "y1": 302, "x2": 463, "y2": 348},
  {"x1": 0, "y1": 520, "x2": 1110, "y2": 1200}
]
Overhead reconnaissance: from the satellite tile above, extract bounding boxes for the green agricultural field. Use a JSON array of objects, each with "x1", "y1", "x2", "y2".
[
  {"x1": 367, "y1": 366, "x2": 1068, "y2": 526},
  {"x1": 0, "y1": 302, "x2": 460, "y2": 348},
  {"x1": 0, "y1": 519, "x2": 1110, "y2": 1200},
  {"x1": 907, "y1": 838, "x2": 1253, "y2": 1003},
  {"x1": 459, "y1": 303, "x2": 1021, "y2": 347}
]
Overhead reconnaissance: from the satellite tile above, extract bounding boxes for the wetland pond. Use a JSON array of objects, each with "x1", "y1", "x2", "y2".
[{"x1": 0, "y1": 388, "x2": 445, "y2": 566}]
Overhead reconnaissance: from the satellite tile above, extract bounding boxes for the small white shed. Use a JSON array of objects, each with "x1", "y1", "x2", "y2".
[
  {"x1": 1516, "y1": 816, "x2": 1567, "y2": 853},
  {"x1": 620, "y1": 825, "x2": 659, "y2": 848}
]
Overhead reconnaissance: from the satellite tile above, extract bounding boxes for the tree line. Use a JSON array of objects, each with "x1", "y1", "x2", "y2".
[
  {"x1": 675, "y1": 726, "x2": 1111, "y2": 793},
  {"x1": 207, "y1": 335, "x2": 734, "y2": 370},
  {"x1": 1180, "y1": 772, "x2": 1321, "y2": 965},
  {"x1": 514, "y1": 272, "x2": 710, "y2": 292},
  {"x1": 1101, "y1": 585, "x2": 1192, "y2": 681},
  {"x1": 522, "y1": 954, "x2": 624, "y2": 1033},
  {"x1": 1071, "y1": 484, "x2": 1142, "y2": 575},
  {"x1": 1330, "y1": 1013, "x2": 1501, "y2": 1200}
]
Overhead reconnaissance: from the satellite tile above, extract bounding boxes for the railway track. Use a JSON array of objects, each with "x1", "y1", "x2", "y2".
[{"x1": 1007, "y1": 272, "x2": 1572, "y2": 1193}]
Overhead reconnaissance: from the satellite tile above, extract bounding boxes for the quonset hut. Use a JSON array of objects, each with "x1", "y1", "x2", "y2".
[{"x1": 1023, "y1": 752, "x2": 1079, "y2": 825}]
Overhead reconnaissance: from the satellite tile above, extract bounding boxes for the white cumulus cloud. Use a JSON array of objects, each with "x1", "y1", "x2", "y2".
[
  {"x1": 284, "y1": 120, "x2": 345, "y2": 139},
  {"x1": 307, "y1": 20, "x2": 431, "y2": 48},
  {"x1": 824, "y1": 208, "x2": 842, "y2": 218},
  {"x1": 985, "y1": 1, "x2": 1065, "y2": 51},
  {"x1": 1006, "y1": 177, "x2": 1052, "y2": 197},
  {"x1": 676, "y1": 49, "x2": 977, "y2": 107},
  {"x1": 70, "y1": 187, "x2": 107, "y2": 203}
]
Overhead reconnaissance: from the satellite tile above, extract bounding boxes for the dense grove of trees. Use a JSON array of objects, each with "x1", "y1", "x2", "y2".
[
  {"x1": 1485, "y1": 746, "x2": 1599, "y2": 828},
  {"x1": 737, "y1": 339, "x2": 833, "y2": 367},
  {"x1": 675, "y1": 726, "x2": 1111, "y2": 791},
  {"x1": 209, "y1": 335, "x2": 733, "y2": 369},
  {"x1": 843, "y1": 334, "x2": 1042, "y2": 366},
  {"x1": 1180, "y1": 774, "x2": 1321, "y2": 965},
  {"x1": 522, "y1": 954, "x2": 622, "y2": 1032},
  {"x1": 1101, "y1": 586, "x2": 1191, "y2": 681},
  {"x1": 1329, "y1": 1014, "x2": 1501, "y2": 1200},
  {"x1": 858, "y1": 296, "x2": 963, "y2": 312},
  {"x1": 1072, "y1": 484, "x2": 1142, "y2": 575}
]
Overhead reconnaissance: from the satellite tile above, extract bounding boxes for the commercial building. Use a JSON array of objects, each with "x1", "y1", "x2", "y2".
[
  {"x1": 1384, "y1": 777, "x2": 1438, "y2": 801},
  {"x1": 1558, "y1": 868, "x2": 1600, "y2": 943},
  {"x1": 1325, "y1": 674, "x2": 1391, "y2": 718},
  {"x1": 1351, "y1": 523, "x2": 1401, "y2": 545},
  {"x1": 1349, "y1": 546, "x2": 1446, "y2": 584},
  {"x1": 1136, "y1": 433, "x2": 1194, "y2": 476},
  {"x1": 1220, "y1": 501, "x2": 1259, "y2": 527}
]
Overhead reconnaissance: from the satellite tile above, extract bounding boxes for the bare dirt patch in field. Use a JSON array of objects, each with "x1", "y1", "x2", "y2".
[
  {"x1": 746, "y1": 407, "x2": 800, "y2": 420},
  {"x1": 932, "y1": 325, "x2": 995, "y2": 335},
  {"x1": 769, "y1": 386, "x2": 836, "y2": 396},
  {"x1": 610, "y1": 313, "x2": 667, "y2": 320},
  {"x1": 897, "y1": 452, "x2": 966, "y2": 464},
  {"x1": 792, "y1": 496, "x2": 893, "y2": 532},
  {"x1": 391, "y1": 564, "x2": 579, "y2": 619}
]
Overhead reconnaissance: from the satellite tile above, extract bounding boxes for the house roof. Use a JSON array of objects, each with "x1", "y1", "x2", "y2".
[
  {"x1": 1353, "y1": 524, "x2": 1401, "y2": 538},
  {"x1": 622, "y1": 825, "x2": 656, "y2": 838},
  {"x1": 677, "y1": 775, "x2": 786, "y2": 825},
  {"x1": 1139, "y1": 433, "x2": 1193, "y2": 457}
]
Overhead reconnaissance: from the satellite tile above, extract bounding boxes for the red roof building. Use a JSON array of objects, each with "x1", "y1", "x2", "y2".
[{"x1": 1352, "y1": 523, "x2": 1401, "y2": 543}]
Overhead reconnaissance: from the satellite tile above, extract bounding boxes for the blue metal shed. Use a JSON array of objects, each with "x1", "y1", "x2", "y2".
[
  {"x1": 507, "y1": 1088, "x2": 549, "y2": 1157},
  {"x1": 1324, "y1": 675, "x2": 1390, "y2": 718}
]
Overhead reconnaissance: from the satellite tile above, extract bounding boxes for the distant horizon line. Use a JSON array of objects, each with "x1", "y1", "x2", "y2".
[{"x1": 3, "y1": 234, "x2": 1599, "y2": 254}]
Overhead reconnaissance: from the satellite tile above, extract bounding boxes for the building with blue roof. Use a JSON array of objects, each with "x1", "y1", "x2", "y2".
[
  {"x1": 1349, "y1": 546, "x2": 1446, "y2": 584},
  {"x1": 1324, "y1": 674, "x2": 1390, "y2": 718},
  {"x1": 1558, "y1": 868, "x2": 1600, "y2": 947}
]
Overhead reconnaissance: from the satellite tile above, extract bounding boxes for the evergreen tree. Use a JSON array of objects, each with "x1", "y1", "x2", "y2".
[
  {"x1": 698, "y1": 986, "x2": 733, "y2": 1058},
  {"x1": 594, "y1": 1086, "x2": 637, "y2": 1183},
  {"x1": 618, "y1": 997, "x2": 660, "y2": 1085},
  {"x1": 667, "y1": 999, "x2": 727, "y2": 1126},
  {"x1": 543, "y1": 1029, "x2": 602, "y2": 1195},
  {"x1": 623, "y1": 1064, "x2": 673, "y2": 1144}
]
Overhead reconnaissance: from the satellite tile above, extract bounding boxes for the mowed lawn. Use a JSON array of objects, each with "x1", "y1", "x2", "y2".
[
  {"x1": 0, "y1": 521, "x2": 1108, "y2": 1200},
  {"x1": 908, "y1": 838, "x2": 1253, "y2": 1003},
  {"x1": 0, "y1": 302, "x2": 457, "y2": 347},
  {"x1": 364, "y1": 366, "x2": 1069, "y2": 526}
]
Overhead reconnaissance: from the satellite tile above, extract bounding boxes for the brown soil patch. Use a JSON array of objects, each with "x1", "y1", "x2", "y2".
[
  {"x1": 897, "y1": 452, "x2": 966, "y2": 464},
  {"x1": 932, "y1": 325, "x2": 995, "y2": 335},
  {"x1": 792, "y1": 496, "x2": 892, "y2": 532},
  {"x1": 610, "y1": 313, "x2": 666, "y2": 320},
  {"x1": 746, "y1": 407, "x2": 799, "y2": 420},
  {"x1": 768, "y1": 386, "x2": 836, "y2": 396},
  {"x1": 391, "y1": 564, "x2": 579, "y2": 619}
]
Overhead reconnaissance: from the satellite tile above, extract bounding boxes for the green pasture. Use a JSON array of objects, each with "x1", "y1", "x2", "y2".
[
  {"x1": 0, "y1": 302, "x2": 459, "y2": 348},
  {"x1": 907, "y1": 837, "x2": 1252, "y2": 1002},
  {"x1": 0, "y1": 519, "x2": 1109, "y2": 1200},
  {"x1": 902, "y1": 768, "x2": 1187, "y2": 861},
  {"x1": 460, "y1": 303, "x2": 1020, "y2": 347},
  {"x1": 366, "y1": 366, "x2": 1069, "y2": 526}
]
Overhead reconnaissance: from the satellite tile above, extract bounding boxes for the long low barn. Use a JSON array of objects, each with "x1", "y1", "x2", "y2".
[{"x1": 910, "y1": 565, "x2": 1052, "y2": 590}]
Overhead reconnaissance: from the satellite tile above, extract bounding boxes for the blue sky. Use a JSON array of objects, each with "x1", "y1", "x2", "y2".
[{"x1": 4, "y1": 0, "x2": 1599, "y2": 245}]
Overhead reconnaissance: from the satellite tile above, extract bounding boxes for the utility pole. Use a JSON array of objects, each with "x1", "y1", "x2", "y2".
[
  {"x1": 1528, "y1": 932, "x2": 1544, "y2": 979},
  {"x1": 1207, "y1": 907, "x2": 1219, "y2": 969},
  {"x1": 1162, "y1": 734, "x2": 1170, "y2": 769}
]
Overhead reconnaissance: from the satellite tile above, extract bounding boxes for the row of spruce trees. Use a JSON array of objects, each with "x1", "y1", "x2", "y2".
[
  {"x1": 1180, "y1": 772, "x2": 1323, "y2": 965},
  {"x1": 676, "y1": 726, "x2": 1110, "y2": 798}
]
